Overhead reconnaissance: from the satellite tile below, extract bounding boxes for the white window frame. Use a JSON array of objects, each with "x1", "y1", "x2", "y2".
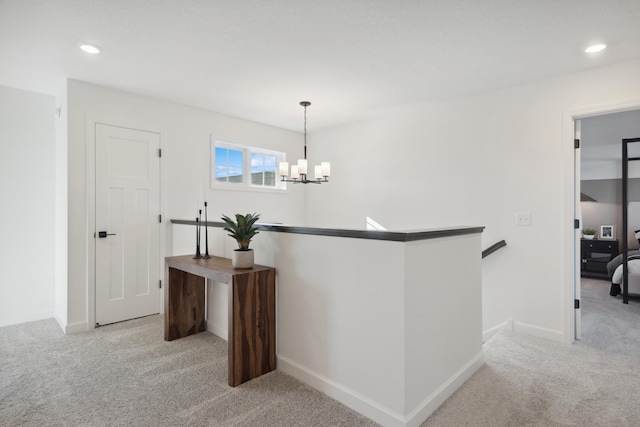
[{"x1": 211, "y1": 139, "x2": 287, "y2": 191}]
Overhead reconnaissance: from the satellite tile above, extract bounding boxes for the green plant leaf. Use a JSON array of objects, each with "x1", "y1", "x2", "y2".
[{"x1": 221, "y1": 213, "x2": 260, "y2": 250}]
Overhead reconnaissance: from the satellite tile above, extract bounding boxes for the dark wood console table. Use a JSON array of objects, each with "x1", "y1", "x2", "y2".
[{"x1": 164, "y1": 255, "x2": 276, "y2": 387}]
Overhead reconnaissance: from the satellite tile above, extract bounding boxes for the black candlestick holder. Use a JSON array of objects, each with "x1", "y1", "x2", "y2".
[
  {"x1": 193, "y1": 212, "x2": 202, "y2": 259},
  {"x1": 203, "y1": 202, "x2": 211, "y2": 259}
]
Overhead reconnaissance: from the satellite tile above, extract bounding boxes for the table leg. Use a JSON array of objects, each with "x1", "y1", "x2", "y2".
[
  {"x1": 164, "y1": 267, "x2": 206, "y2": 341},
  {"x1": 228, "y1": 269, "x2": 276, "y2": 386}
]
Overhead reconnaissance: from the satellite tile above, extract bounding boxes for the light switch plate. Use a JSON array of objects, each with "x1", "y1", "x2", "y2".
[{"x1": 516, "y1": 212, "x2": 531, "y2": 226}]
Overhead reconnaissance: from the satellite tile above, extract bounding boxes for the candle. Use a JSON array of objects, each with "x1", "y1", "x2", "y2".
[
  {"x1": 297, "y1": 159, "x2": 308, "y2": 175},
  {"x1": 279, "y1": 161, "x2": 289, "y2": 177},
  {"x1": 321, "y1": 162, "x2": 331, "y2": 177},
  {"x1": 291, "y1": 165, "x2": 300, "y2": 179}
]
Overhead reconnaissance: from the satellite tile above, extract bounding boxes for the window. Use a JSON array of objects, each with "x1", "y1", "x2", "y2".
[
  {"x1": 215, "y1": 146, "x2": 244, "y2": 184},
  {"x1": 212, "y1": 139, "x2": 286, "y2": 190},
  {"x1": 251, "y1": 151, "x2": 277, "y2": 187}
]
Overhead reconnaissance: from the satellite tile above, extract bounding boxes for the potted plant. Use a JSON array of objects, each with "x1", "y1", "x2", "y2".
[
  {"x1": 582, "y1": 228, "x2": 597, "y2": 240},
  {"x1": 221, "y1": 213, "x2": 260, "y2": 268}
]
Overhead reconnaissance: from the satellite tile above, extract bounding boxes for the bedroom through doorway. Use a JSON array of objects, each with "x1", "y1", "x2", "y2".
[{"x1": 578, "y1": 108, "x2": 640, "y2": 344}]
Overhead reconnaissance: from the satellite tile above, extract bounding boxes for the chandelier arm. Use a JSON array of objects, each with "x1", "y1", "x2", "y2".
[{"x1": 304, "y1": 103, "x2": 307, "y2": 160}]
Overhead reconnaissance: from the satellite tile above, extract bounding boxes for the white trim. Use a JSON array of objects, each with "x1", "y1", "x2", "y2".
[
  {"x1": 277, "y1": 354, "x2": 406, "y2": 427},
  {"x1": 86, "y1": 117, "x2": 96, "y2": 330},
  {"x1": 483, "y1": 318, "x2": 562, "y2": 343},
  {"x1": 512, "y1": 320, "x2": 564, "y2": 342},
  {"x1": 404, "y1": 350, "x2": 485, "y2": 427},
  {"x1": 278, "y1": 351, "x2": 485, "y2": 427},
  {"x1": 206, "y1": 320, "x2": 228, "y2": 341},
  {"x1": 64, "y1": 320, "x2": 89, "y2": 334},
  {"x1": 0, "y1": 311, "x2": 55, "y2": 328},
  {"x1": 54, "y1": 315, "x2": 66, "y2": 333},
  {"x1": 86, "y1": 116, "x2": 165, "y2": 330},
  {"x1": 482, "y1": 318, "x2": 513, "y2": 342},
  {"x1": 562, "y1": 99, "x2": 640, "y2": 344}
]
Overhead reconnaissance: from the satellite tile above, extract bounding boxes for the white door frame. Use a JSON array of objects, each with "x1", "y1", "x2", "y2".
[
  {"x1": 563, "y1": 99, "x2": 640, "y2": 343},
  {"x1": 86, "y1": 117, "x2": 165, "y2": 329}
]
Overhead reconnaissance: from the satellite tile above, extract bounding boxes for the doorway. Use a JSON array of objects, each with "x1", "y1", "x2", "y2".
[
  {"x1": 575, "y1": 109, "x2": 640, "y2": 340},
  {"x1": 94, "y1": 124, "x2": 162, "y2": 326}
]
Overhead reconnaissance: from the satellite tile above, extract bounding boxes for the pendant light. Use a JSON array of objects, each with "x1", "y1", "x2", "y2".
[{"x1": 279, "y1": 101, "x2": 330, "y2": 184}]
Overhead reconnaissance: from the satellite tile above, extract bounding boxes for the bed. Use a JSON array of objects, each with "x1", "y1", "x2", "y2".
[{"x1": 608, "y1": 254, "x2": 640, "y2": 296}]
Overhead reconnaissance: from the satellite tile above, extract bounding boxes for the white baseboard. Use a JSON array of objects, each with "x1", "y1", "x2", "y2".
[
  {"x1": 65, "y1": 320, "x2": 89, "y2": 334},
  {"x1": 277, "y1": 355, "x2": 406, "y2": 427},
  {"x1": 0, "y1": 310, "x2": 54, "y2": 328},
  {"x1": 512, "y1": 320, "x2": 563, "y2": 342},
  {"x1": 54, "y1": 315, "x2": 66, "y2": 333},
  {"x1": 483, "y1": 318, "x2": 513, "y2": 342},
  {"x1": 404, "y1": 350, "x2": 485, "y2": 427},
  {"x1": 278, "y1": 350, "x2": 485, "y2": 427},
  {"x1": 484, "y1": 318, "x2": 563, "y2": 342},
  {"x1": 206, "y1": 320, "x2": 227, "y2": 341}
]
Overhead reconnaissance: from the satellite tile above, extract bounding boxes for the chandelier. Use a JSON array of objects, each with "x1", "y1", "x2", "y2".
[{"x1": 279, "y1": 101, "x2": 330, "y2": 184}]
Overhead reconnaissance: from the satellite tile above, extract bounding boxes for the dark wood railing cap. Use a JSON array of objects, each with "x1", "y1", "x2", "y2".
[{"x1": 171, "y1": 219, "x2": 484, "y2": 242}]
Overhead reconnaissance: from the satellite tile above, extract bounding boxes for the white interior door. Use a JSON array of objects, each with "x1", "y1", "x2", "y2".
[
  {"x1": 95, "y1": 124, "x2": 161, "y2": 326},
  {"x1": 574, "y1": 119, "x2": 582, "y2": 340}
]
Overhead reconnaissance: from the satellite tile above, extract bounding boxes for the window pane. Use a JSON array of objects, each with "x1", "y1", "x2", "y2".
[
  {"x1": 252, "y1": 171, "x2": 264, "y2": 185},
  {"x1": 228, "y1": 166, "x2": 243, "y2": 183},
  {"x1": 251, "y1": 153, "x2": 264, "y2": 175},
  {"x1": 228, "y1": 149, "x2": 243, "y2": 166},
  {"x1": 264, "y1": 155, "x2": 277, "y2": 170},
  {"x1": 215, "y1": 146, "x2": 243, "y2": 183},
  {"x1": 215, "y1": 165, "x2": 228, "y2": 182},
  {"x1": 264, "y1": 171, "x2": 276, "y2": 187},
  {"x1": 215, "y1": 147, "x2": 228, "y2": 182},
  {"x1": 215, "y1": 147, "x2": 227, "y2": 162}
]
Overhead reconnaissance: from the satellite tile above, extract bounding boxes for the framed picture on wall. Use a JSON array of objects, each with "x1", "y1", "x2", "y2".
[{"x1": 600, "y1": 225, "x2": 615, "y2": 240}]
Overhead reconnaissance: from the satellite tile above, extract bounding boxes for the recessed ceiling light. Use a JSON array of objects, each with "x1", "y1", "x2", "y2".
[
  {"x1": 79, "y1": 44, "x2": 101, "y2": 54},
  {"x1": 585, "y1": 44, "x2": 606, "y2": 54}
]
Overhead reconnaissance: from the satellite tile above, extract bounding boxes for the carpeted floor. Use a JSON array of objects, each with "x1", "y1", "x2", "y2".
[
  {"x1": 2, "y1": 278, "x2": 639, "y2": 426},
  {"x1": 423, "y1": 278, "x2": 640, "y2": 426},
  {"x1": 0, "y1": 316, "x2": 377, "y2": 427}
]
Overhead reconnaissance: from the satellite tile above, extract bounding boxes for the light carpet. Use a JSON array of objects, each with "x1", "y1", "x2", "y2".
[
  {"x1": 2, "y1": 278, "x2": 639, "y2": 426},
  {"x1": 0, "y1": 316, "x2": 377, "y2": 426},
  {"x1": 423, "y1": 278, "x2": 640, "y2": 426}
]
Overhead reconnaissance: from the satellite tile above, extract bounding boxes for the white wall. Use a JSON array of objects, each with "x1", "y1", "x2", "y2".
[
  {"x1": 581, "y1": 109, "x2": 640, "y2": 180},
  {"x1": 305, "y1": 58, "x2": 640, "y2": 341},
  {"x1": 0, "y1": 85, "x2": 56, "y2": 326},
  {"x1": 67, "y1": 80, "x2": 306, "y2": 331}
]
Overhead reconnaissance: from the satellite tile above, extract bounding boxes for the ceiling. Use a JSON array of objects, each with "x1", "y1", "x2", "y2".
[{"x1": 1, "y1": 0, "x2": 640, "y2": 131}]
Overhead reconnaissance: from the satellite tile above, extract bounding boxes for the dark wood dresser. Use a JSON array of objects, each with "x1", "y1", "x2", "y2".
[{"x1": 581, "y1": 239, "x2": 619, "y2": 279}]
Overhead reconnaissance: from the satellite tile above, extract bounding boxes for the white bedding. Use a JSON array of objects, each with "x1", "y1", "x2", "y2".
[{"x1": 612, "y1": 259, "x2": 640, "y2": 284}]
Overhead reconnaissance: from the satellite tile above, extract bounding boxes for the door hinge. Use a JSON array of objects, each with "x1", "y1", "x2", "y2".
[
  {"x1": 574, "y1": 299, "x2": 580, "y2": 309},
  {"x1": 158, "y1": 148, "x2": 162, "y2": 157},
  {"x1": 574, "y1": 219, "x2": 580, "y2": 229},
  {"x1": 159, "y1": 214, "x2": 162, "y2": 223},
  {"x1": 159, "y1": 280, "x2": 162, "y2": 289},
  {"x1": 574, "y1": 139, "x2": 580, "y2": 149}
]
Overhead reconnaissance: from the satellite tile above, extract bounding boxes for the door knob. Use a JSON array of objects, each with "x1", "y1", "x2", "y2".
[{"x1": 98, "y1": 231, "x2": 116, "y2": 238}]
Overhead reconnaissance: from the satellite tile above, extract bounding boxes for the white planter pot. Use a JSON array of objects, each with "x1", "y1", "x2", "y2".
[
  {"x1": 583, "y1": 234, "x2": 595, "y2": 240},
  {"x1": 232, "y1": 249, "x2": 254, "y2": 269}
]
